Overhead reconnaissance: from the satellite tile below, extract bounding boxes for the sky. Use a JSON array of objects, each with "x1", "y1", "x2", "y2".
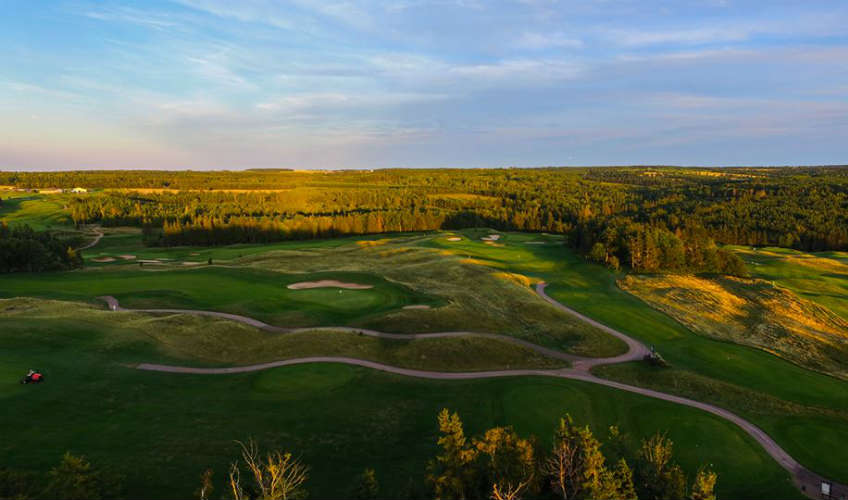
[{"x1": 1, "y1": 1, "x2": 847, "y2": 170}]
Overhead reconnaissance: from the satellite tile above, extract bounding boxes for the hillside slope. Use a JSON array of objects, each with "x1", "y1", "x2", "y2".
[{"x1": 619, "y1": 274, "x2": 848, "y2": 379}]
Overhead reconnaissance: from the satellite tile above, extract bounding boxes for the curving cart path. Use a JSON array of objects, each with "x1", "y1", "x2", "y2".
[
  {"x1": 76, "y1": 226, "x2": 104, "y2": 251},
  {"x1": 99, "y1": 283, "x2": 844, "y2": 499}
]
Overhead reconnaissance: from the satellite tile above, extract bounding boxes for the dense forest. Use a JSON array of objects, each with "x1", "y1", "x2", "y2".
[
  {"x1": 2, "y1": 166, "x2": 847, "y2": 275},
  {"x1": 0, "y1": 224, "x2": 83, "y2": 273}
]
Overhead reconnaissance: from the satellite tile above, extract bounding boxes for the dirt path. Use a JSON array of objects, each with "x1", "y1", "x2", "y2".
[{"x1": 100, "y1": 287, "x2": 844, "y2": 499}]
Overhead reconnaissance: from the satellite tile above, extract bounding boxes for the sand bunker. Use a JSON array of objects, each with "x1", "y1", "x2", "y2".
[
  {"x1": 403, "y1": 304, "x2": 431, "y2": 310},
  {"x1": 446, "y1": 237, "x2": 462, "y2": 241},
  {"x1": 118, "y1": 255, "x2": 136, "y2": 260},
  {"x1": 92, "y1": 257, "x2": 115, "y2": 263},
  {"x1": 189, "y1": 252, "x2": 200, "y2": 256},
  {"x1": 182, "y1": 261, "x2": 203, "y2": 266},
  {"x1": 138, "y1": 259, "x2": 163, "y2": 264},
  {"x1": 287, "y1": 280, "x2": 374, "y2": 290},
  {"x1": 481, "y1": 234, "x2": 501, "y2": 241}
]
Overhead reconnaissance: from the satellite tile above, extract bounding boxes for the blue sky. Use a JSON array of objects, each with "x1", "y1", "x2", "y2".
[{"x1": 1, "y1": 0, "x2": 846, "y2": 170}]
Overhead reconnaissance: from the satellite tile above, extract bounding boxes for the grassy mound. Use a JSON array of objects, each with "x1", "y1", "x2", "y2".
[
  {"x1": 732, "y1": 246, "x2": 848, "y2": 322},
  {"x1": 0, "y1": 298, "x2": 565, "y2": 371},
  {"x1": 619, "y1": 274, "x2": 848, "y2": 379}
]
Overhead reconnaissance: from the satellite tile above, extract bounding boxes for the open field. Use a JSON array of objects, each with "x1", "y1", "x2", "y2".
[
  {"x1": 618, "y1": 274, "x2": 848, "y2": 379},
  {"x1": 0, "y1": 301, "x2": 800, "y2": 499}
]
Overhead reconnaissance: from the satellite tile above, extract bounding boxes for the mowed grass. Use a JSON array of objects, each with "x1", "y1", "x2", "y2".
[
  {"x1": 0, "y1": 193, "x2": 74, "y2": 229},
  {"x1": 595, "y1": 363, "x2": 848, "y2": 483},
  {"x1": 0, "y1": 305, "x2": 800, "y2": 499},
  {"x1": 731, "y1": 245, "x2": 848, "y2": 322},
  {"x1": 417, "y1": 229, "x2": 848, "y2": 483}
]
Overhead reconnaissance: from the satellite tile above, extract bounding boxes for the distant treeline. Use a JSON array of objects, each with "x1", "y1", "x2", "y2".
[
  {"x1": 0, "y1": 224, "x2": 83, "y2": 273},
  {"x1": 3, "y1": 166, "x2": 847, "y2": 274}
]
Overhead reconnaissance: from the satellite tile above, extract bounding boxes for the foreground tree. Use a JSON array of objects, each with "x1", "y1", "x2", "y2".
[
  {"x1": 636, "y1": 433, "x2": 687, "y2": 500},
  {"x1": 543, "y1": 415, "x2": 637, "y2": 500},
  {"x1": 427, "y1": 409, "x2": 479, "y2": 500},
  {"x1": 196, "y1": 468, "x2": 214, "y2": 500},
  {"x1": 690, "y1": 466, "x2": 718, "y2": 500},
  {"x1": 228, "y1": 440, "x2": 309, "y2": 500},
  {"x1": 351, "y1": 468, "x2": 379, "y2": 499},
  {"x1": 43, "y1": 452, "x2": 120, "y2": 500},
  {"x1": 473, "y1": 426, "x2": 536, "y2": 500}
]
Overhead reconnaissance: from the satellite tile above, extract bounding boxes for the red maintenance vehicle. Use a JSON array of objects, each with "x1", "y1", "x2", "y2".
[{"x1": 20, "y1": 369, "x2": 45, "y2": 384}]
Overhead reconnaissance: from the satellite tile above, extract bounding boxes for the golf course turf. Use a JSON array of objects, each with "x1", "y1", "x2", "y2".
[{"x1": 1, "y1": 217, "x2": 847, "y2": 498}]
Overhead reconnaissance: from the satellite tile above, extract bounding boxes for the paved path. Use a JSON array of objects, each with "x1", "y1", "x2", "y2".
[
  {"x1": 76, "y1": 226, "x2": 103, "y2": 251},
  {"x1": 100, "y1": 285, "x2": 845, "y2": 499}
]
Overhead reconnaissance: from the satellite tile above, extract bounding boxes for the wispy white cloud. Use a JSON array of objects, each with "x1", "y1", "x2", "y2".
[
  {"x1": 84, "y1": 6, "x2": 185, "y2": 31},
  {"x1": 609, "y1": 25, "x2": 753, "y2": 46},
  {"x1": 514, "y1": 32, "x2": 583, "y2": 50}
]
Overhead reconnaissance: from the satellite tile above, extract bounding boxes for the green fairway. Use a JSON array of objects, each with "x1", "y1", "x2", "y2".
[
  {"x1": 84, "y1": 227, "x2": 385, "y2": 263},
  {"x1": 0, "y1": 267, "x2": 436, "y2": 327},
  {"x1": 0, "y1": 306, "x2": 800, "y2": 499},
  {"x1": 595, "y1": 362, "x2": 848, "y2": 482},
  {"x1": 0, "y1": 193, "x2": 74, "y2": 230}
]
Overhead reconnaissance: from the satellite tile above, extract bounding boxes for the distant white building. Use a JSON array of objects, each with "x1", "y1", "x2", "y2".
[{"x1": 70, "y1": 187, "x2": 88, "y2": 193}]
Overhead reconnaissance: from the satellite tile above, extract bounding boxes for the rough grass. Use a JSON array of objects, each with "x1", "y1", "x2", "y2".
[
  {"x1": 0, "y1": 298, "x2": 567, "y2": 371},
  {"x1": 731, "y1": 245, "x2": 848, "y2": 322},
  {"x1": 619, "y1": 274, "x2": 848, "y2": 379}
]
